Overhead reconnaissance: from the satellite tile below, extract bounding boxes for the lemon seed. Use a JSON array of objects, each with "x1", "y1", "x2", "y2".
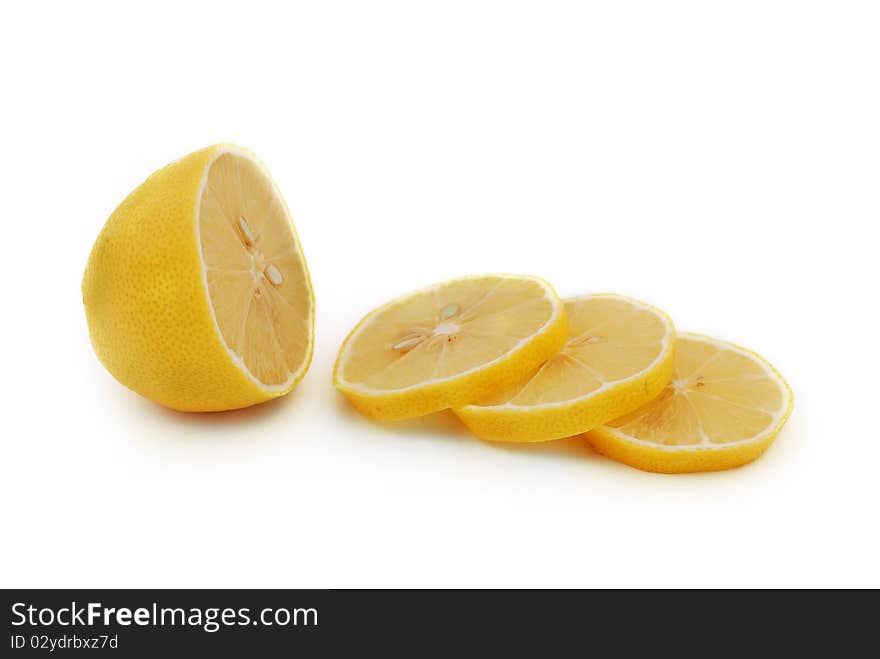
[
  {"x1": 440, "y1": 303, "x2": 459, "y2": 320},
  {"x1": 237, "y1": 216, "x2": 255, "y2": 246},
  {"x1": 264, "y1": 264, "x2": 283, "y2": 286},
  {"x1": 392, "y1": 336, "x2": 423, "y2": 352}
]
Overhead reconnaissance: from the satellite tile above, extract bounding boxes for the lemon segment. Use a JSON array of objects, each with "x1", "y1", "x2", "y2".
[
  {"x1": 454, "y1": 294, "x2": 675, "y2": 442},
  {"x1": 333, "y1": 275, "x2": 568, "y2": 421},
  {"x1": 586, "y1": 333, "x2": 793, "y2": 473},
  {"x1": 82, "y1": 144, "x2": 314, "y2": 411}
]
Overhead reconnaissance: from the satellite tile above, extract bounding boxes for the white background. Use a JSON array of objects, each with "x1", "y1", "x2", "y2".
[{"x1": 2, "y1": 1, "x2": 878, "y2": 588}]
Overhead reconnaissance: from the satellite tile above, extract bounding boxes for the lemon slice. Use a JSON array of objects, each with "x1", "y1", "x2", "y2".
[
  {"x1": 333, "y1": 274, "x2": 568, "y2": 421},
  {"x1": 586, "y1": 333, "x2": 793, "y2": 473},
  {"x1": 83, "y1": 144, "x2": 314, "y2": 411},
  {"x1": 454, "y1": 294, "x2": 675, "y2": 442}
]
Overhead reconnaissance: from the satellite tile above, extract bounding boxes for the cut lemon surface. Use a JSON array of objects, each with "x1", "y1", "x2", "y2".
[
  {"x1": 586, "y1": 333, "x2": 793, "y2": 473},
  {"x1": 454, "y1": 294, "x2": 675, "y2": 442},
  {"x1": 83, "y1": 144, "x2": 314, "y2": 411},
  {"x1": 333, "y1": 275, "x2": 568, "y2": 421}
]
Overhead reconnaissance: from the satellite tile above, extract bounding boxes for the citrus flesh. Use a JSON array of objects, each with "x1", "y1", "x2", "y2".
[
  {"x1": 454, "y1": 294, "x2": 675, "y2": 442},
  {"x1": 586, "y1": 333, "x2": 793, "y2": 473},
  {"x1": 333, "y1": 275, "x2": 568, "y2": 421},
  {"x1": 199, "y1": 151, "x2": 312, "y2": 387},
  {"x1": 82, "y1": 144, "x2": 314, "y2": 411}
]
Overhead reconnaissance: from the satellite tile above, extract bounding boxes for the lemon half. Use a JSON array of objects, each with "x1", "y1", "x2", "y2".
[{"x1": 83, "y1": 144, "x2": 314, "y2": 411}]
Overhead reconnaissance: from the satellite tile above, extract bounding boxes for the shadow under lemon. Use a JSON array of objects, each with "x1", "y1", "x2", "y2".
[
  {"x1": 140, "y1": 384, "x2": 308, "y2": 430},
  {"x1": 335, "y1": 394, "x2": 607, "y2": 464}
]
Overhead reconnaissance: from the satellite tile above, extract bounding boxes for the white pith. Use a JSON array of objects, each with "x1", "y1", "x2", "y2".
[
  {"x1": 194, "y1": 145, "x2": 313, "y2": 392},
  {"x1": 336, "y1": 274, "x2": 563, "y2": 395},
  {"x1": 600, "y1": 332, "x2": 793, "y2": 450},
  {"x1": 459, "y1": 293, "x2": 674, "y2": 412}
]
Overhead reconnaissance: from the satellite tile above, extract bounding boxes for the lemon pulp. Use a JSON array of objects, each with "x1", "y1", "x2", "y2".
[
  {"x1": 198, "y1": 152, "x2": 312, "y2": 388},
  {"x1": 605, "y1": 334, "x2": 788, "y2": 445},
  {"x1": 480, "y1": 296, "x2": 670, "y2": 406}
]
